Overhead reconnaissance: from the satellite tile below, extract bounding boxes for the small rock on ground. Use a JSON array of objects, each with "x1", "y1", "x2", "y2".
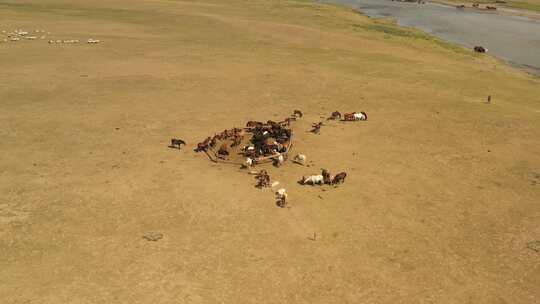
[
  {"x1": 526, "y1": 240, "x2": 540, "y2": 252},
  {"x1": 143, "y1": 232, "x2": 163, "y2": 241}
]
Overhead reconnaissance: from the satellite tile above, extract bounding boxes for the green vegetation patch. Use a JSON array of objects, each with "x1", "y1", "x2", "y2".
[
  {"x1": 0, "y1": 1, "x2": 158, "y2": 24},
  {"x1": 352, "y1": 22, "x2": 471, "y2": 55},
  {"x1": 354, "y1": 23, "x2": 431, "y2": 39},
  {"x1": 506, "y1": 1, "x2": 540, "y2": 12}
]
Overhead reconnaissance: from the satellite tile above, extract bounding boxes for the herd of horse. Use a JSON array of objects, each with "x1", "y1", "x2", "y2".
[
  {"x1": 170, "y1": 109, "x2": 368, "y2": 208},
  {"x1": 191, "y1": 111, "x2": 298, "y2": 162}
]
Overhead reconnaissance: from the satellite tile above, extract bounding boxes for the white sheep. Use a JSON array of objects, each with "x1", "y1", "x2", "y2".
[{"x1": 301, "y1": 175, "x2": 324, "y2": 185}]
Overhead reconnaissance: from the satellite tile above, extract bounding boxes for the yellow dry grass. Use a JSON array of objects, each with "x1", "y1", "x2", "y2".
[{"x1": 1, "y1": 0, "x2": 539, "y2": 303}]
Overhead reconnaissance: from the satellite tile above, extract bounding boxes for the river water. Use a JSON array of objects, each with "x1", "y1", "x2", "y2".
[{"x1": 323, "y1": 0, "x2": 540, "y2": 75}]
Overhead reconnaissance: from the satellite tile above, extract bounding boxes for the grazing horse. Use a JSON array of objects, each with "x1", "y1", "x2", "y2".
[
  {"x1": 293, "y1": 154, "x2": 306, "y2": 165},
  {"x1": 210, "y1": 136, "x2": 218, "y2": 148},
  {"x1": 332, "y1": 172, "x2": 347, "y2": 185},
  {"x1": 243, "y1": 157, "x2": 253, "y2": 168},
  {"x1": 277, "y1": 196, "x2": 287, "y2": 208},
  {"x1": 256, "y1": 170, "x2": 270, "y2": 188},
  {"x1": 217, "y1": 143, "x2": 229, "y2": 158},
  {"x1": 344, "y1": 112, "x2": 367, "y2": 121},
  {"x1": 278, "y1": 141, "x2": 290, "y2": 153},
  {"x1": 327, "y1": 111, "x2": 342, "y2": 120},
  {"x1": 276, "y1": 188, "x2": 288, "y2": 208},
  {"x1": 246, "y1": 121, "x2": 263, "y2": 128},
  {"x1": 356, "y1": 112, "x2": 368, "y2": 121},
  {"x1": 195, "y1": 137, "x2": 211, "y2": 152},
  {"x1": 474, "y1": 46, "x2": 487, "y2": 53},
  {"x1": 230, "y1": 135, "x2": 243, "y2": 147},
  {"x1": 273, "y1": 154, "x2": 285, "y2": 167},
  {"x1": 311, "y1": 122, "x2": 323, "y2": 134},
  {"x1": 170, "y1": 138, "x2": 186, "y2": 149},
  {"x1": 321, "y1": 169, "x2": 333, "y2": 185},
  {"x1": 279, "y1": 117, "x2": 292, "y2": 127}
]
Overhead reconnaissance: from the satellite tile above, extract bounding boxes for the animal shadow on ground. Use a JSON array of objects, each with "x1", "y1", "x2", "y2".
[{"x1": 531, "y1": 172, "x2": 540, "y2": 186}]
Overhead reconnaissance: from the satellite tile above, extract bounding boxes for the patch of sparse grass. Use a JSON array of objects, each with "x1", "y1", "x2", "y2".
[
  {"x1": 264, "y1": 0, "x2": 324, "y2": 11},
  {"x1": 506, "y1": 1, "x2": 540, "y2": 12},
  {"x1": 0, "y1": 1, "x2": 162, "y2": 24},
  {"x1": 352, "y1": 22, "x2": 471, "y2": 55},
  {"x1": 353, "y1": 23, "x2": 430, "y2": 39}
]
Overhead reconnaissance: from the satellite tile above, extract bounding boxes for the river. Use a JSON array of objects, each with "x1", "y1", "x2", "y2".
[{"x1": 322, "y1": 0, "x2": 540, "y2": 76}]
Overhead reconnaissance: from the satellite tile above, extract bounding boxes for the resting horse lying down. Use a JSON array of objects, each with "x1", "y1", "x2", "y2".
[
  {"x1": 299, "y1": 174, "x2": 324, "y2": 185},
  {"x1": 343, "y1": 112, "x2": 367, "y2": 121}
]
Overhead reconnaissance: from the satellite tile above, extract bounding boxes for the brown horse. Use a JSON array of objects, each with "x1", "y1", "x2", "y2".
[
  {"x1": 332, "y1": 172, "x2": 347, "y2": 185},
  {"x1": 170, "y1": 138, "x2": 186, "y2": 149},
  {"x1": 311, "y1": 122, "x2": 323, "y2": 134},
  {"x1": 322, "y1": 169, "x2": 333, "y2": 185},
  {"x1": 327, "y1": 111, "x2": 342, "y2": 120},
  {"x1": 217, "y1": 143, "x2": 229, "y2": 158},
  {"x1": 194, "y1": 137, "x2": 211, "y2": 152}
]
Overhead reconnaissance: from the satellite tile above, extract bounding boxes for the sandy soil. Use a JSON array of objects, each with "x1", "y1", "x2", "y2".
[{"x1": 1, "y1": 0, "x2": 539, "y2": 303}]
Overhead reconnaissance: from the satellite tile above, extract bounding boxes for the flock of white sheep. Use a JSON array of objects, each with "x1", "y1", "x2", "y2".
[
  {"x1": 0, "y1": 29, "x2": 100, "y2": 45},
  {"x1": 48, "y1": 38, "x2": 100, "y2": 44},
  {"x1": 0, "y1": 29, "x2": 47, "y2": 42}
]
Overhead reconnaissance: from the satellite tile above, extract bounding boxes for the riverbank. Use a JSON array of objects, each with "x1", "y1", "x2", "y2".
[
  {"x1": 324, "y1": 0, "x2": 540, "y2": 77},
  {"x1": 430, "y1": 0, "x2": 540, "y2": 19},
  {"x1": 2, "y1": 0, "x2": 539, "y2": 303}
]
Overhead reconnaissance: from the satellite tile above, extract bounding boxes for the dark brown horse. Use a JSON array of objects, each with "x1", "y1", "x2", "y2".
[
  {"x1": 170, "y1": 138, "x2": 186, "y2": 149},
  {"x1": 194, "y1": 137, "x2": 211, "y2": 152},
  {"x1": 332, "y1": 172, "x2": 347, "y2": 185},
  {"x1": 327, "y1": 111, "x2": 342, "y2": 120}
]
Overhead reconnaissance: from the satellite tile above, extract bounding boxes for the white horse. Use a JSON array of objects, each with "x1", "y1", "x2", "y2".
[
  {"x1": 301, "y1": 175, "x2": 324, "y2": 185},
  {"x1": 353, "y1": 112, "x2": 368, "y2": 121}
]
